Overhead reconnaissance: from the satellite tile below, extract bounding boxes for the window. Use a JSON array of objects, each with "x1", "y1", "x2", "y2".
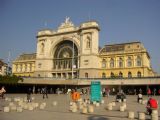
[
  {"x1": 85, "y1": 73, "x2": 88, "y2": 78},
  {"x1": 119, "y1": 72, "x2": 123, "y2": 78},
  {"x1": 102, "y1": 73, "x2": 106, "y2": 78},
  {"x1": 127, "y1": 57, "x2": 132, "y2": 67},
  {"x1": 25, "y1": 64, "x2": 27, "y2": 72},
  {"x1": 30, "y1": 64, "x2": 32, "y2": 71},
  {"x1": 110, "y1": 72, "x2": 114, "y2": 78},
  {"x1": 128, "y1": 72, "x2": 132, "y2": 78},
  {"x1": 16, "y1": 65, "x2": 18, "y2": 72},
  {"x1": 38, "y1": 63, "x2": 42, "y2": 68},
  {"x1": 110, "y1": 58, "x2": 114, "y2": 68},
  {"x1": 20, "y1": 64, "x2": 22, "y2": 72},
  {"x1": 41, "y1": 43, "x2": 44, "y2": 53},
  {"x1": 119, "y1": 58, "x2": 123, "y2": 68},
  {"x1": 136, "y1": 56, "x2": 142, "y2": 66},
  {"x1": 137, "y1": 71, "x2": 141, "y2": 77},
  {"x1": 102, "y1": 59, "x2": 106, "y2": 68}
]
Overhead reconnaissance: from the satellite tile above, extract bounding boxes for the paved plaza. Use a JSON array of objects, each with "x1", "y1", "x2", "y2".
[{"x1": 0, "y1": 94, "x2": 160, "y2": 120}]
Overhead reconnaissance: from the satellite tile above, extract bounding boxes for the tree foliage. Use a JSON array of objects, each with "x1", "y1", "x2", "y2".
[{"x1": 0, "y1": 75, "x2": 23, "y2": 84}]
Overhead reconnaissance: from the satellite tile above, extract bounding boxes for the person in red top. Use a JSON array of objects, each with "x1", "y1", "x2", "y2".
[{"x1": 146, "y1": 97, "x2": 158, "y2": 115}]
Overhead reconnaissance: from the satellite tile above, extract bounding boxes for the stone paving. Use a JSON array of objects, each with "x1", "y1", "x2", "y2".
[{"x1": 0, "y1": 94, "x2": 160, "y2": 120}]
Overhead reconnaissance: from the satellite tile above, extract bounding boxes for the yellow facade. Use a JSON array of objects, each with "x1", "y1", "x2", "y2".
[
  {"x1": 12, "y1": 53, "x2": 36, "y2": 77},
  {"x1": 98, "y1": 42, "x2": 154, "y2": 78}
]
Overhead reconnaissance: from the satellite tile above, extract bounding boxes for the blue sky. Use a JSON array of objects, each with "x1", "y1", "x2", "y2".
[{"x1": 0, "y1": 0, "x2": 160, "y2": 73}]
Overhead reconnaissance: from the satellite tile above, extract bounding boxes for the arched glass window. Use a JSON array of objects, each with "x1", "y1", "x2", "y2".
[
  {"x1": 119, "y1": 72, "x2": 123, "y2": 78},
  {"x1": 110, "y1": 58, "x2": 114, "y2": 68},
  {"x1": 85, "y1": 73, "x2": 88, "y2": 78},
  {"x1": 25, "y1": 64, "x2": 27, "y2": 72},
  {"x1": 110, "y1": 72, "x2": 114, "y2": 78},
  {"x1": 127, "y1": 57, "x2": 132, "y2": 67},
  {"x1": 102, "y1": 73, "x2": 106, "y2": 78},
  {"x1": 128, "y1": 72, "x2": 132, "y2": 78},
  {"x1": 137, "y1": 71, "x2": 141, "y2": 77},
  {"x1": 102, "y1": 59, "x2": 106, "y2": 68},
  {"x1": 137, "y1": 56, "x2": 142, "y2": 66},
  {"x1": 119, "y1": 58, "x2": 123, "y2": 68}
]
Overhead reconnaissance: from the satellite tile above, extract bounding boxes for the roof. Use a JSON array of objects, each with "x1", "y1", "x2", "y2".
[{"x1": 14, "y1": 53, "x2": 36, "y2": 61}]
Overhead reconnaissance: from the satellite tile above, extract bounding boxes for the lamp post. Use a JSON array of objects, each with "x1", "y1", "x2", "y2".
[{"x1": 72, "y1": 38, "x2": 74, "y2": 79}]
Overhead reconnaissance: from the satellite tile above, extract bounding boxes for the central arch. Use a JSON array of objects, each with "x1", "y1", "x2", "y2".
[{"x1": 52, "y1": 40, "x2": 79, "y2": 78}]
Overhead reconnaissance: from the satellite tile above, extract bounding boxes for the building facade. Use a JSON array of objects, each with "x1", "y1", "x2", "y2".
[
  {"x1": 12, "y1": 18, "x2": 155, "y2": 78},
  {"x1": 0, "y1": 59, "x2": 7, "y2": 76}
]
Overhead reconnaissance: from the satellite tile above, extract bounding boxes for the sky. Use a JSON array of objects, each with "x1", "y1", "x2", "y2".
[{"x1": 0, "y1": 0, "x2": 160, "y2": 73}]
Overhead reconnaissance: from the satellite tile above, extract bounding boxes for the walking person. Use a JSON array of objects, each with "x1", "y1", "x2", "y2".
[
  {"x1": 42, "y1": 86, "x2": 48, "y2": 99},
  {"x1": 147, "y1": 88, "x2": 151, "y2": 97},
  {"x1": 0, "y1": 86, "x2": 6, "y2": 99},
  {"x1": 27, "y1": 88, "x2": 32, "y2": 102}
]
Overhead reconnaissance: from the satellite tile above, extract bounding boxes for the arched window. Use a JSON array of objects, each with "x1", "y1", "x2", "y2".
[
  {"x1": 119, "y1": 72, "x2": 123, "y2": 78},
  {"x1": 137, "y1": 56, "x2": 142, "y2": 66},
  {"x1": 86, "y1": 36, "x2": 91, "y2": 48},
  {"x1": 110, "y1": 58, "x2": 114, "y2": 68},
  {"x1": 102, "y1": 73, "x2": 106, "y2": 78},
  {"x1": 85, "y1": 73, "x2": 88, "y2": 78},
  {"x1": 127, "y1": 57, "x2": 132, "y2": 67},
  {"x1": 128, "y1": 72, "x2": 132, "y2": 78},
  {"x1": 25, "y1": 64, "x2": 27, "y2": 72},
  {"x1": 110, "y1": 72, "x2": 114, "y2": 78},
  {"x1": 137, "y1": 71, "x2": 141, "y2": 77},
  {"x1": 119, "y1": 58, "x2": 123, "y2": 68},
  {"x1": 102, "y1": 59, "x2": 106, "y2": 68},
  {"x1": 40, "y1": 43, "x2": 44, "y2": 53}
]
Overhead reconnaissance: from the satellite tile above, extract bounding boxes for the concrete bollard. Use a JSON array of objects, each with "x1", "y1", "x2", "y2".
[
  {"x1": 17, "y1": 107, "x2": 23, "y2": 112},
  {"x1": 151, "y1": 110, "x2": 158, "y2": 120},
  {"x1": 101, "y1": 100, "x2": 104, "y2": 104},
  {"x1": 28, "y1": 105, "x2": 34, "y2": 111},
  {"x1": 138, "y1": 112, "x2": 145, "y2": 120},
  {"x1": 107, "y1": 103, "x2": 113, "y2": 110},
  {"x1": 4, "y1": 106, "x2": 10, "y2": 112},
  {"x1": 95, "y1": 102, "x2": 100, "y2": 107},
  {"x1": 139, "y1": 99, "x2": 142, "y2": 104},
  {"x1": 10, "y1": 105, "x2": 17, "y2": 111},
  {"x1": 71, "y1": 106, "x2": 77, "y2": 112},
  {"x1": 88, "y1": 105, "x2": 94, "y2": 113},
  {"x1": 52, "y1": 101, "x2": 57, "y2": 106},
  {"x1": 93, "y1": 101, "x2": 96, "y2": 105},
  {"x1": 128, "y1": 111, "x2": 134, "y2": 119},
  {"x1": 81, "y1": 107, "x2": 87, "y2": 114},
  {"x1": 122, "y1": 103, "x2": 127, "y2": 110},
  {"x1": 112, "y1": 102, "x2": 116, "y2": 106},
  {"x1": 39, "y1": 104, "x2": 45, "y2": 110},
  {"x1": 120, "y1": 105, "x2": 125, "y2": 112},
  {"x1": 9, "y1": 102, "x2": 14, "y2": 107},
  {"x1": 123, "y1": 99, "x2": 126, "y2": 102},
  {"x1": 118, "y1": 99, "x2": 122, "y2": 103}
]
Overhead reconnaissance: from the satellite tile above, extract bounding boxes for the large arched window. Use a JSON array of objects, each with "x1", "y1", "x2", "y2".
[
  {"x1": 137, "y1": 71, "x2": 141, "y2": 77},
  {"x1": 119, "y1": 58, "x2": 123, "y2": 68},
  {"x1": 102, "y1": 59, "x2": 106, "y2": 68},
  {"x1": 128, "y1": 72, "x2": 132, "y2": 78},
  {"x1": 136, "y1": 56, "x2": 142, "y2": 66},
  {"x1": 102, "y1": 73, "x2": 106, "y2": 78},
  {"x1": 119, "y1": 72, "x2": 123, "y2": 78},
  {"x1": 127, "y1": 57, "x2": 132, "y2": 67},
  {"x1": 110, "y1": 58, "x2": 114, "y2": 68}
]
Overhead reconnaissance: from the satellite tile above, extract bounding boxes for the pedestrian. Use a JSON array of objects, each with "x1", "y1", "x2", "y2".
[
  {"x1": 147, "y1": 88, "x2": 151, "y2": 97},
  {"x1": 0, "y1": 86, "x2": 6, "y2": 99},
  {"x1": 137, "y1": 93, "x2": 143, "y2": 103},
  {"x1": 153, "y1": 88, "x2": 156, "y2": 96},
  {"x1": 146, "y1": 97, "x2": 158, "y2": 115},
  {"x1": 27, "y1": 88, "x2": 32, "y2": 102},
  {"x1": 42, "y1": 86, "x2": 48, "y2": 99}
]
